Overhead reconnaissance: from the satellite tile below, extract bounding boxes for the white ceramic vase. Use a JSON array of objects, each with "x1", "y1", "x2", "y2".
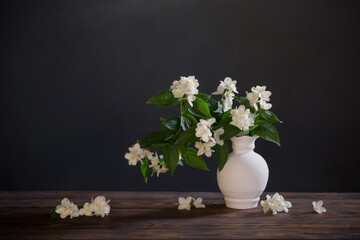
[{"x1": 217, "y1": 136, "x2": 269, "y2": 209}]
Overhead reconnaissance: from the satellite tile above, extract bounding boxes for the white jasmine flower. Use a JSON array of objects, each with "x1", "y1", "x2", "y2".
[
  {"x1": 170, "y1": 76, "x2": 199, "y2": 106},
  {"x1": 150, "y1": 153, "x2": 169, "y2": 177},
  {"x1": 149, "y1": 153, "x2": 160, "y2": 169},
  {"x1": 249, "y1": 86, "x2": 272, "y2": 110},
  {"x1": 90, "y1": 196, "x2": 110, "y2": 217},
  {"x1": 201, "y1": 118, "x2": 216, "y2": 127},
  {"x1": 195, "y1": 118, "x2": 216, "y2": 143},
  {"x1": 55, "y1": 198, "x2": 80, "y2": 219},
  {"x1": 178, "y1": 196, "x2": 192, "y2": 210},
  {"x1": 213, "y1": 77, "x2": 238, "y2": 95},
  {"x1": 157, "y1": 161, "x2": 169, "y2": 177},
  {"x1": 223, "y1": 77, "x2": 238, "y2": 93},
  {"x1": 172, "y1": 88, "x2": 184, "y2": 98},
  {"x1": 246, "y1": 92, "x2": 259, "y2": 109},
  {"x1": 193, "y1": 197, "x2": 205, "y2": 208},
  {"x1": 124, "y1": 143, "x2": 145, "y2": 166},
  {"x1": 223, "y1": 91, "x2": 235, "y2": 112},
  {"x1": 187, "y1": 93, "x2": 196, "y2": 107},
  {"x1": 179, "y1": 76, "x2": 199, "y2": 95},
  {"x1": 260, "y1": 193, "x2": 292, "y2": 215},
  {"x1": 231, "y1": 104, "x2": 249, "y2": 118},
  {"x1": 212, "y1": 77, "x2": 238, "y2": 111},
  {"x1": 212, "y1": 84, "x2": 226, "y2": 95},
  {"x1": 213, "y1": 128, "x2": 224, "y2": 146},
  {"x1": 79, "y1": 202, "x2": 93, "y2": 217},
  {"x1": 259, "y1": 99, "x2": 272, "y2": 110},
  {"x1": 261, "y1": 193, "x2": 292, "y2": 215},
  {"x1": 271, "y1": 193, "x2": 292, "y2": 213},
  {"x1": 313, "y1": 200, "x2": 326, "y2": 214},
  {"x1": 202, "y1": 141, "x2": 216, "y2": 156},
  {"x1": 224, "y1": 90, "x2": 235, "y2": 99},
  {"x1": 223, "y1": 98, "x2": 233, "y2": 112},
  {"x1": 124, "y1": 152, "x2": 139, "y2": 166},
  {"x1": 243, "y1": 114, "x2": 255, "y2": 132},
  {"x1": 143, "y1": 150, "x2": 154, "y2": 161},
  {"x1": 252, "y1": 86, "x2": 271, "y2": 101},
  {"x1": 170, "y1": 81, "x2": 184, "y2": 97},
  {"x1": 230, "y1": 105, "x2": 255, "y2": 132},
  {"x1": 195, "y1": 141, "x2": 216, "y2": 157}
]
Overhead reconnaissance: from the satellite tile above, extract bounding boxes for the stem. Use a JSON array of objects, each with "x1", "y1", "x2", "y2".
[
  {"x1": 180, "y1": 99, "x2": 183, "y2": 115},
  {"x1": 164, "y1": 128, "x2": 182, "y2": 141},
  {"x1": 165, "y1": 135, "x2": 174, "y2": 141}
]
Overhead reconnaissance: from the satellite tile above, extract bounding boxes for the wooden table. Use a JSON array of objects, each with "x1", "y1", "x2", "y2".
[{"x1": 0, "y1": 192, "x2": 359, "y2": 239}]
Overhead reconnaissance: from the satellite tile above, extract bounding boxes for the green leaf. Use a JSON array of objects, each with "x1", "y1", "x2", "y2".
[
  {"x1": 234, "y1": 96, "x2": 250, "y2": 107},
  {"x1": 221, "y1": 110, "x2": 231, "y2": 119},
  {"x1": 247, "y1": 124, "x2": 259, "y2": 137},
  {"x1": 234, "y1": 96, "x2": 255, "y2": 112},
  {"x1": 178, "y1": 145, "x2": 209, "y2": 171},
  {"x1": 151, "y1": 168, "x2": 156, "y2": 177},
  {"x1": 214, "y1": 142, "x2": 229, "y2": 171},
  {"x1": 162, "y1": 143, "x2": 179, "y2": 174},
  {"x1": 175, "y1": 125, "x2": 198, "y2": 145},
  {"x1": 249, "y1": 124, "x2": 259, "y2": 132},
  {"x1": 138, "y1": 131, "x2": 166, "y2": 148},
  {"x1": 180, "y1": 113, "x2": 197, "y2": 131},
  {"x1": 206, "y1": 98, "x2": 223, "y2": 114},
  {"x1": 148, "y1": 143, "x2": 168, "y2": 149},
  {"x1": 187, "y1": 97, "x2": 212, "y2": 118},
  {"x1": 49, "y1": 209, "x2": 60, "y2": 219},
  {"x1": 196, "y1": 93, "x2": 210, "y2": 100},
  {"x1": 77, "y1": 204, "x2": 83, "y2": 209},
  {"x1": 176, "y1": 143, "x2": 187, "y2": 155},
  {"x1": 160, "y1": 116, "x2": 180, "y2": 135},
  {"x1": 220, "y1": 124, "x2": 241, "y2": 140},
  {"x1": 213, "y1": 114, "x2": 232, "y2": 130},
  {"x1": 174, "y1": 144, "x2": 186, "y2": 167},
  {"x1": 254, "y1": 120, "x2": 281, "y2": 146},
  {"x1": 147, "y1": 89, "x2": 181, "y2": 107},
  {"x1": 258, "y1": 109, "x2": 282, "y2": 123},
  {"x1": 140, "y1": 158, "x2": 150, "y2": 183}
]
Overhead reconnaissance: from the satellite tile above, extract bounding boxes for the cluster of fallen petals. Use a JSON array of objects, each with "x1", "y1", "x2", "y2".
[
  {"x1": 260, "y1": 193, "x2": 326, "y2": 215},
  {"x1": 54, "y1": 196, "x2": 110, "y2": 219},
  {"x1": 178, "y1": 196, "x2": 205, "y2": 210}
]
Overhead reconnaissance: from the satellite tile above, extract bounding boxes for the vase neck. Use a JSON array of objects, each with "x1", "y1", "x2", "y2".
[{"x1": 231, "y1": 136, "x2": 258, "y2": 155}]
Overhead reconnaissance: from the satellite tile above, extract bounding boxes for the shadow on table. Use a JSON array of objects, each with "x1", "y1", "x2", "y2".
[{"x1": 110, "y1": 203, "x2": 262, "y2": 223}]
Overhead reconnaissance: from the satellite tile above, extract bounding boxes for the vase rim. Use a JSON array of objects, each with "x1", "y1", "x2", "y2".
[{"x1": 231, "y1": 135, "x2": 259, "y2": 140}]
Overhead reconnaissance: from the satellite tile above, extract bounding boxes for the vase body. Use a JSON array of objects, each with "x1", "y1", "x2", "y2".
[{"x1": 217, "y1": 136, "x2": 269, "y2": 209}]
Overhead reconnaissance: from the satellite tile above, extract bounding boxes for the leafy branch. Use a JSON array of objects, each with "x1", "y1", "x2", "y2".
[{"x1": 125, "y1": 77, "x2": 282, "y2": 182}]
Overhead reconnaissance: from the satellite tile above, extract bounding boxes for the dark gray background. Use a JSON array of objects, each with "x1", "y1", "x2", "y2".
[{"x1": 1, "y1": 0, "x2": 359, "y2": 192}]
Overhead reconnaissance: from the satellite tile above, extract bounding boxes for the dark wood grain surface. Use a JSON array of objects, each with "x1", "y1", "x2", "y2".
[{"x1": 0, "y1": 192, "x2": 359, "y2": 239}]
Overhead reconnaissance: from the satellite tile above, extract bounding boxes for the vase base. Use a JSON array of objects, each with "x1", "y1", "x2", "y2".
[{"x1": 224, "y1": 197, "x2": 260, "y2": 209}]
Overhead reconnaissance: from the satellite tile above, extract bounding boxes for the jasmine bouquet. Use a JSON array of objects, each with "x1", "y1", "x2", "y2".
[{"x1": 125, "y1": 76, "x2": 281, "y2": 182}]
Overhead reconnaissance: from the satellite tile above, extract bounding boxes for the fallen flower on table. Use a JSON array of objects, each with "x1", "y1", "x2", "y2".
[
  {"x1": 55, "y1": 198, "x2": 80, "y2": 219},
  {"x1": 91, "y1": 196, "x2": 111, "y2": 217},
  {"x1": 178, "y1": 196, "x2": 192, "y2": 210},
  {"x1": 79, "y1": 202, "x2": 93, "y2": 217},
  {"x1": 50, "y1": 196, "x2": 111, "y2": 219},
  {"x1": 193, "y1": 197, "x2": 205, "y2": 208},
  {"x1": 313, "y1": 200, "x2": 326, "y2": 214},
  {"x1": 260, "y1": 193, "x2": 292, "y2": 215}
]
